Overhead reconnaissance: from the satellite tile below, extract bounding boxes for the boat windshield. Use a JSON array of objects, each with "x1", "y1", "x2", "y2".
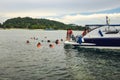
[{"x1": 105, "y1": 26, "x2": 119, "y2": 34}]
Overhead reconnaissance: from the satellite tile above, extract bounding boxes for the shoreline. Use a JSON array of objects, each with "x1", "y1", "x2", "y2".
[{"x1": 0, "y1": 28, "x2": 83, "y2": 31}]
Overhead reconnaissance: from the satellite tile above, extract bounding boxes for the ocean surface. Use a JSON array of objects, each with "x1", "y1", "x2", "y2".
[{"x1": 0, "y1": 29, "x2": 120, "y2": 80}]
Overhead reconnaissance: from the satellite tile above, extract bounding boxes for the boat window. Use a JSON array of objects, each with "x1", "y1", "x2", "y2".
[
  {"x1": 105, "y1": 29, "x2": 119, "y2": 34},
  {"x1": 105, "y1": 26, "x2": 120, "y2": 34}
]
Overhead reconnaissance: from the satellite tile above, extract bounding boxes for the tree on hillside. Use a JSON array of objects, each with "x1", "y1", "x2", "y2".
[{"x1": 0, "y1": 23, "x2": 2, "y2": 28}]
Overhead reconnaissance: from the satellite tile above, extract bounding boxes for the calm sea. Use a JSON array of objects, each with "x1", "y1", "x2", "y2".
[{"x1": 0, "y1": 29, "x2": 120, "y2": 80}]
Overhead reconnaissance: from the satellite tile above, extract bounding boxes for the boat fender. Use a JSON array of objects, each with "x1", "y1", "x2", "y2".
[{"x1": 98, "y1": 30, "x2": 103, "y2": 37}]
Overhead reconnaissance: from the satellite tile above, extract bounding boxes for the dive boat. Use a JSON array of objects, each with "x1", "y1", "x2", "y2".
[{"x1": 64, "y1": 17, "x2": 120, "y2": 47}]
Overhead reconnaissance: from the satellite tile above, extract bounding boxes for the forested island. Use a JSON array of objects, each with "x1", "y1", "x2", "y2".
[{"x1": 0, "y1": 17, "x2": 85, "y2": 30}]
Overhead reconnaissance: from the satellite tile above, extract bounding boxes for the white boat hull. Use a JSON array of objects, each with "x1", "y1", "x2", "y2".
[{"x1": 64, "y1": 41, "x2": 120, "y2": 49}]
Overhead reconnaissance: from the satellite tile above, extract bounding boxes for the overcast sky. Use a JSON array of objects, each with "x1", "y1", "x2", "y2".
[{"x1": 0, "y1": 0, "x2": 120, "y2": 25}]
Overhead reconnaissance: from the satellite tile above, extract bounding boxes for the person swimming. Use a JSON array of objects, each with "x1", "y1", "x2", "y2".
[{"x1": 37, "y1": 42, "x2": 41, "y2": 48}]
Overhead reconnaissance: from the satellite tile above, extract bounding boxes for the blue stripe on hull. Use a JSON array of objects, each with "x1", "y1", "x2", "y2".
[{"x1": 84, "y1": 38, "x2": 120, "y2": 47}]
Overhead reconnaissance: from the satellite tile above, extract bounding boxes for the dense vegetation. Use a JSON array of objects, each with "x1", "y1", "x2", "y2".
[
  {"x1": 2, "y1": 17, "x2": 85, "y2": 30},
  {"x1": 0, "y1": 23, "x2": 2, "y2": 28}
]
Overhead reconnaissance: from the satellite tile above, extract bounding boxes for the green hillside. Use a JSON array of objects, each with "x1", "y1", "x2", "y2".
[{"x1": 2, "y1": 17, "x2": 85, "y2": 30}]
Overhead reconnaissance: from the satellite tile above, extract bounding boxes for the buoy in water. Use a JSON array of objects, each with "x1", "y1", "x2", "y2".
[
  {"x1": 49, "y1": 44, "x2": 54, "y2": 48},
  {"x1": 37, "y1": 42, "x2": 41, "y2": 48}
]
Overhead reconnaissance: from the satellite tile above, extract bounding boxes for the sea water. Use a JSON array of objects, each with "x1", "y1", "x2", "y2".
[{"x1": 0, "y1": 29, "x2": 119, "y2": 80}]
